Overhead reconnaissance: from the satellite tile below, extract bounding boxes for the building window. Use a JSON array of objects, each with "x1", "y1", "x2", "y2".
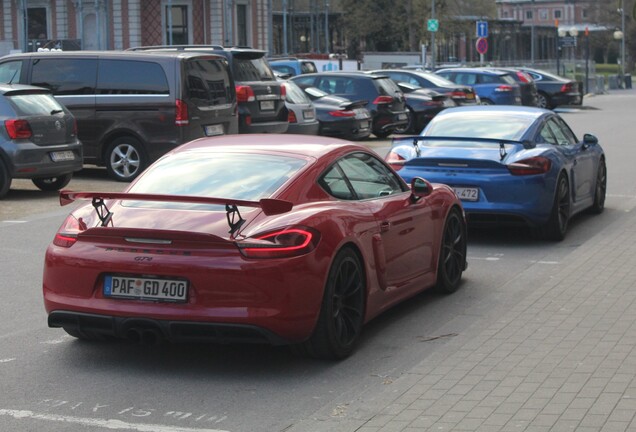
[
  {"x1": 28, "y1": 7, "x2": 48, "y2": 39},
  {"x1": 165, "y1": 5, "x2": 189, "y2": 44},
  {"x1": 554, "y1": 10, "x2": 562, "y2": 19},
  {"x1": 582, "y1": 9, "x2": 588, "y2": 19},
  {"x1": 526, "y1": 10, "x2": 533, "y2": 20},
  {"x1": 236, "y1": 3, "x2": 250, "y2": 47},
  {"x1": 539, "y1": 9, "x2": 548, "y2": 21}
]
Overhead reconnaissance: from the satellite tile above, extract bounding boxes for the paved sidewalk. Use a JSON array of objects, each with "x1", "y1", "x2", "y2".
[{"x1": 288, "y1": 199, "x2": 636, "y2": 430}]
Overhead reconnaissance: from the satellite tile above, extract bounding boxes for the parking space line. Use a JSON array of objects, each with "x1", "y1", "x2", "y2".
[{"x1": 0, "y1": 409, "x2": 231, "y2": 432}]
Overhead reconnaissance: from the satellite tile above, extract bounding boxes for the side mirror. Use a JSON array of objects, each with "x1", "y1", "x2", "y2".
[
  {"x1": 411, "y1": 177, "x2": 433, "y2": 200},
  {"x1": 583, "y1": 133, "x2": 598, "y2": 146}
]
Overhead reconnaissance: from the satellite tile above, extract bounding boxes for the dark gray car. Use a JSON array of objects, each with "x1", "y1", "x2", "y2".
[
  {"x1": 0, "y1": 51, "x2": 237, "y2": 181},
  {"x1": 0, "y1": 84, "x2": 82, "y2": 198}
]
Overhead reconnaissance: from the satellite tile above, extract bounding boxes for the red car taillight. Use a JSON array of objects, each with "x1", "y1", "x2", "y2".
[
  {"x1": 280, "y1": 84, "x2": 286, "y2": 99},
  {"x1": 175, "y1": 99, "x2": 189, "y2": 126},
  {"x1": 495, "y1": 85, "x2": 514, "y2": 92},
  {"x1": 72, "y1": 118, "x2": 78, "y2": 136},
  {"x1": 328, "y1": 110, "x2": 356, "y2": 117},
  {"x1": 560, "y1": 82, "x2": 574, "y2": 92},
  {"x1": 507, "y1": 157, "x2": 551, "y2": 176},
  {"x1": 53, "y1": 215, "x2": 87, "y2": 248},
  {"x1": 386, "y1": 151, "x2": 407, "y2": 172},
  {"x1": 373, "y1": 95, "x2": 394, "y2": 105},
  {"x1": 236, "y1": 85, "x2": 256, "y2": 102},
  {"x1": 5, "y1": 119, "x2": 32, "y2": 139},
  {"x1": 237, "y1": 227, "x2": 320, "y2": 259},
  {"x1": 288, "y1": 110, "x2": 298, "y2": 123}
]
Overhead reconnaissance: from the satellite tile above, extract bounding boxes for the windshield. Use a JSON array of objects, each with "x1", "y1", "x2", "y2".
[
  {"x1": 304, "y1": 87, "x2": 329, "y2": 99},
  {"x1": 424, "y1": 112, "x2": 534, "y2": 141},
  {"x1": 128, "y1": 152, "x2": 306, "y2": 208},
  {"x1": 418, "y1": 72, "x2": 457, "y2": 87},
  {"x1": 283, "y1": 81, "x2": 312, "y2": 104}
]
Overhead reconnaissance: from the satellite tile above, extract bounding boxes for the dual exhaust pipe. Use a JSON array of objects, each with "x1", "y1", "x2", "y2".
[{"x1": 125, "y1": 327, "x2": 162, "y2": 345}]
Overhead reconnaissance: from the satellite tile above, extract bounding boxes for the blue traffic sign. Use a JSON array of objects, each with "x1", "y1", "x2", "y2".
[{"x1": 476, "y1": 21, "x2": 488, "y2": 38}]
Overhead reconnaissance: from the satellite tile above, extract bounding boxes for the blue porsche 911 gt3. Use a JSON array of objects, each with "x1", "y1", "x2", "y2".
[{"x1": 386, "y1": 106, "x2": 606, "y2": 240}]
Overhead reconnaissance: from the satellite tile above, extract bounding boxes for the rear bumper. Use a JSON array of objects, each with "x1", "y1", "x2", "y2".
[
  {"x1": 48, "y1": 310, "x2": 290, "y2": 345},
  {"x1": 3, "y1": 140, "x2": 83, "y2": 179}
]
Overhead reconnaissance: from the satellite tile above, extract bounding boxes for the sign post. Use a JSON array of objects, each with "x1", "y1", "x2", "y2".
[{"x1": 476, "y1": 37, "x2": 488, "y2": 65}]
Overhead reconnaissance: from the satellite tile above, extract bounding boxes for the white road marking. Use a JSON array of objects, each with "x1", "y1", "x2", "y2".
[
  {"x1": 0, "y1": 409, "x2": 231, "y2": 432},
  {"x1": 532, "y1": 261, "x2": 560, "y2": 265},
  {"x1": 41, "y1": 336, "x2": 70, "y2": 345},
  {"x1": 468, "y1": 256, "x2": 501, "y2": 261},
  {"x1": 0, "y1": 358, "x2": 15, "y2": 363},
  {"x1": 0, "y1": 220, "x2": 27, "y2": 224}
]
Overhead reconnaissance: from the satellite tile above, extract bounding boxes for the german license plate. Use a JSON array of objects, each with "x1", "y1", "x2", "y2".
[
  {"x1": 302, "y1": 109, "x2": 314, "y2": 120},
  {"x1": 354, "y1": 109, "x2": 369, "y2": 119},
  {"x1": 260, "y1": 100, "x2": 275, "y2": 111},
  {"x1": 204, "y1": 124, "x2": 224, "y2": 136},
  {"x1": 104, "y1": 275, "x2": 188, "y2": 302},
  {"x1": 50, "y1": 151, "x2": 75, "y2": 162},
  {"x1": 360, "y1": 120, "x2": 370, "y2": 130},
  {"x1": 454, "y1": 187, "x2": 479, "y2": 202}
]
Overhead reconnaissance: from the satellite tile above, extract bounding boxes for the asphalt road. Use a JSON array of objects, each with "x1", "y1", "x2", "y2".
[{"x1": 1, "y1": 91, "x2": 634, "y2": 432}]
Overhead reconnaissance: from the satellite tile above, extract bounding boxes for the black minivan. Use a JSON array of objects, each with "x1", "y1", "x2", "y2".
[
  {"x1": 0, "y1": 51, "x2": 238, "y2": 181},
  {"x1": 128, "y1": 45, "x2": 288, "y2": 134}
]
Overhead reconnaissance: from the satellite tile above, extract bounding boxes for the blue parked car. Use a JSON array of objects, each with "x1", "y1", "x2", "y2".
[
  {"x1": 268, "y1": 57, "x2": 318, "y2": 77},
  {"x1": 386, "y1": 106, "x2": 606, "y2": 240},
  {"x1": 436, "y1": 68, "x2": 522, "y2": 106}
]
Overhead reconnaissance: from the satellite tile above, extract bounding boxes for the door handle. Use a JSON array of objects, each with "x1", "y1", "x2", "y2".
[{"x1": 380, "y1": 221, "x2": 391, "y2": 233}]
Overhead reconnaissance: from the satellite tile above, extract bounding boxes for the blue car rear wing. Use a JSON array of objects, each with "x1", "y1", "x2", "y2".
[{"x1": 391, "y1": 135, "x2": 535, "y2": 161}]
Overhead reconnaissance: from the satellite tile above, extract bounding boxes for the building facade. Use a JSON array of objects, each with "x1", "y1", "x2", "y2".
[{"x1": 1, "y1": 0, "x2": 274, "y2": 56}]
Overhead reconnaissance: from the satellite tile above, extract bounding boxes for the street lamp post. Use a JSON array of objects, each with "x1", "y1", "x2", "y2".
[
  {"x1": 614, "y1": 29, "x2": 624, "y2": 87},
  {"x1": 431, "y1": 0, "x2": 436, "y2": 71}
]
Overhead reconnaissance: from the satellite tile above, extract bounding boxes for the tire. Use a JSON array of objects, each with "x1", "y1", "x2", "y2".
[
  {"x1": 542, "y1": 173, "x2": 570, "y2": 241},
  {"x1": 589, "y1": 159, "x2": 607, "y2": 214},
  {"x1": 297, "y1": 248, "x2": 365, "y2": 360},
  {"x1": 105, "y1": 136, "x2": 147, "y2": 182},
  {"x1": 374, "y1": 130, "x2": 392, "y2": 139},
  {"x1": 394, "y1": 107, "x2": 415, "y2": 134},
  {"x1": 435, "y1": 208, "x2": 467, "y2": 294},
  {"x1": 536, "y1": 92, "x2": 551, "y2": 109},
  {"x1": 32, "y1": 173, "x2": 72, "y2": 191},
  {"x1": 480, "y1": 98, "x2": 494, "y2": 105},
  {"x1": 0, "y1": 159, "x2": 11, "y2": 199}
]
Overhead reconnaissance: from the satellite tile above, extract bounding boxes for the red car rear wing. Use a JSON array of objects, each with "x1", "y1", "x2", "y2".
[{"x1": 59, "y1": 190, "x2": 294, "y2": 234}]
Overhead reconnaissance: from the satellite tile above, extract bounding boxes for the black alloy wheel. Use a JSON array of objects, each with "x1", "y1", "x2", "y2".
[
  {"x1": 436, "y1": 208, "x2": 467, "y2": 294},
  {"x1": 297, "y1": 248, "x2": 365, "y2": 360},
  {"x1": 543, "y1": 173, "x2": 570, "y2": 241},
  {"x1": 394, "y1": 107, "x2": 415, "y2": 134},
  {"x1": 590, "y1": 159, "x2": 607, "y2": 214},
  {"x1": 32, "y1": 173, "x2": 73, "y2": 191}
]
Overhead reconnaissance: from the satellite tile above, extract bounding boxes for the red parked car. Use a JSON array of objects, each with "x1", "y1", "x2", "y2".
[{"x1": 43, "y1": 135, "x2": 467, "y2": 359}]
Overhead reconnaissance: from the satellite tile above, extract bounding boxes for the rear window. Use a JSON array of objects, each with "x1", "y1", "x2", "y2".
[
  {"x1": 300, "y1": 62, "x2": 317, "y2": 74},
  {"x1": 31, "y1": 58, "x2": 97, "y2": 95},
  {"x1": 185, "y1": 59, "x2": 233, "y2": 106},
  {"x1": 97, "y1": 60, "x2": 169, "y2": 94},
  {"x1": 128, "y1": 152, "x2": 306, "y2": 204},
  {"x1": 232, "y1": 57, "x2": 275, "y2": 82},
  {"x1": 375, "y1": 77, "x2": 400, "y2": 96},
  {"x1": 6, "y1": 92, "x2": 64, "y2": 116},
  {"x1": 283, "y1": 81, "x2": 311, "y2": 104},
  {"x1": 425, "y1": 112, "x2": 534, "y2": 141}
]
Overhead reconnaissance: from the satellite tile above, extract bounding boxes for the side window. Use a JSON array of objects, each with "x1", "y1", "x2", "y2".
[
  {"x1": 292, "y1": 76, "x2": 315, "y2": 88},
  {"x1": 553, "y1": 117, "x2": 578, "y2": 143},
  {"x1": 338, "y1": 153, "x2": 405, "y2": 200},
  {"x1": 455, "y1": 73, "x2": 476, "y2": 85},
  {"x1": 0, "y1": 61, "x2": 23, "y2": 84},
  {"x1": 479, "y1": 74, "x2": 498, "y2": 84},
  {"x1": 31, "y1": 58, "x2": 97, "y2": 95},
  {"x1": 97, "y1": 60, "x2": 169, "y2": 95},
  {"x1": 546, "y1": 118, "x2": 576, "y2": 146},
  {"x1": 537, "y1": 122, "x2": 557, "y2": 145},
  {"x1": 319, "y1": 164, "x2": 356, "y2": 200}
]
